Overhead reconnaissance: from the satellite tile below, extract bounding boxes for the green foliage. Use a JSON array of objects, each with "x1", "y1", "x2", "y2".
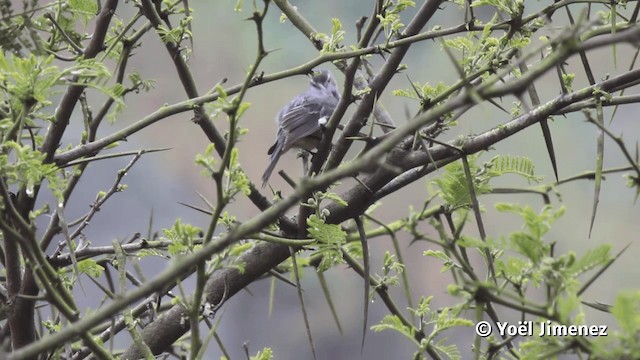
[
  {"x1": 228, "y1": 242, "x2": 252, "y2": 257},
  {"x1": 372, "y1": 296, "x2": 470, "y2": 360},
  {"x1": 612, "y1": 290, "x2": 640, "y2": 335},
  {"x1": 442, "y1": 14, "x2": 530, "y2": 74},
  {"x1": 76, "y1": 259, "x2": 105, "y2": 278},
  {"x1": 431, "y1": 155, "x2": 541, "y2": 209},
  {"x1": 493, "y1": 204, "x2": 569, "y2": 293},
  {"x1": 315, "y1": 18, "x2": 346, "y2": 54},
  {"x1": 195, "y1": 144, "x2": 218, "y2": 175},
  {"x1": 104, "y1": 71, "x2": 155, "y2": 123},
  {"x1": 136, "y1": 248, "x2": 165, "y2": 259},
  {"x1": 0, "y1": 53, "x2": 59, "y2": 112},
  {"x1": 510, "y1": 100, "x2": 522, "y2": 116},
  {"x1": 371, "y1": 315, "x2": 415, "y2": 342},
  {"x1": 591, "y1": 291, "x2": 640, "y2": 359},
  {"x1": 562, "y1": 73, "x2": 575, "y2": 92},
  {"x1": 128, "y1": 71, "x2": 156, "y2": 94},
  {"x1": 301, "y1": 188, "x2": 347, "y2": 221},
  {"x1": 68, "y1": 0, "x2": 98, "y2": 17},
  {"x1": 103, "y1": 17, "x2": 127, "y2": 60},
  {"x1": 196, "y1": 142, "x2": 251, "y2": 199},
  {"x1": 219, "y1": 211, "x2": 237, "y2": 230},
  {"x1": 377, "y1": 251, "x2": 404, "y2": 288},
  {"x1": 471, "y1": 0, "x2": 524, "y2": 18},
  {"x1": 225, "y1": 148, "x2": 251, "y2": 197},
  {"x1": 431, "y1": 155, "x2": 491, "y2": 208},
  {"x1": 624, "y1": 173, "x2": 640, "y2": 202},
  {"x1": 377, "y1": 0, "x2": 416, "y2": 41},
  {"x1": 0, "y1": 0, "x2": 40, "y2": 54},
  {"x1": 426, "y1": 201, "x2": 617, "y2": 358},
  {"x1": 158, "y1": 17, "x2": 193, "y2": 45},
  {"x1": 307, "y1": 214, "x2": 347, "y2": 272},
  {"x1": 316, "y1": 190, "x2": 347, "y2": 207},
  {"x1": 482, "y1": 155, "x2": 542, "y2": 183},
  {"x1": 0, "y1": 52, "x2": 123, "y2": 135},
  {"x1": 164, "y1": 219, "x2": 203, "y2": 256},
  {"x1": 249, "y1": 347, "x2": 273, "y2": 360},
  {"x1": 424, "y1": 249, "x2": 456, "y2": 273},
  {"x1": 0, "y1": 141, "x2": 65, "y2": 201},
  {"x1": 567, "y1": 244, "x2": 612, "y2": 277},
  {"x1": 516, "y1": 203, "x2": 561, "y2": 238},
  {"x1": 206, "y1": 241, "x2": 249, "y2": 276},
  {"x1": 393, "y1": 80, "x2": 448, "y2": 100}
]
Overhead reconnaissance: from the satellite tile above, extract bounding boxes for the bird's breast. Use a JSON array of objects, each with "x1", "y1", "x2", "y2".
[{"x1": 292, "y1": 131, "x2": 323, "y2": 151}]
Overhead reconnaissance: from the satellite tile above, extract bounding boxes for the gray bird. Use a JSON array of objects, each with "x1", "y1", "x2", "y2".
[{"x1": 261, "y1": 70, "x2": 340, "y2": 187}]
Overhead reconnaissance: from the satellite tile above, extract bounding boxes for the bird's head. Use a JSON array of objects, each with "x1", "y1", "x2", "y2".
[
  {"x1": 309, "y1": 69, "x2": 340, "y2": 100},
  {"x1": 309, "y1": 69, "x2": 335, "y2": 89}
]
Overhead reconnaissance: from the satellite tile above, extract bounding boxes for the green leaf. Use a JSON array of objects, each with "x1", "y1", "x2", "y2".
[
  {"x1": 226, "y1": 148, "x2": 251, "y2": 197},
  {"x1": 69, "y1": 0, "x2": 98, "y2": 15},
  {"x1": 164, "y1": 219, "x2": 203, "y2": 255},
  {"x1": 195, "y1": 144, "x2": 217, "y2": 175},
  {"x1": 456, "y1": 235, "x2": 488, "y2": 248},
  {"x1": 483, "y1": 155, "x2": 542, "y2": 183},
  {"x1": 317, "y1": 191, "x2": 348, "y2": 207},
  {"x1": 236, "y1": 101, "x2": 251, "y2": 119},
  {"x1": 568, "y1": 244, "x2": 612, "y2": 276},
  {"x1": 317, "y1": 18, "x2": 346, "y2": 54},
  {"x1": 423, "y1": 250, "x2": 456, "y2": 272},
  {"x1": 371, "y1": 315, "x2": 416, "y2": 343},
  {"x1": 495, "y1": 204, "x2": 564, "y2": 240},
  {"x1": 432, "y1": 155, "x2": 491, "y2": 208},
  {"x1": 409, "y1": 295, "x2": 433, "y2": 318},
  {"x1": 136, "y1": 249, "x2": 165, "y2": 259},
  {"x1": 250, "y1": 347, "x2": 273, "y2": 360},
  {"x1": 612, "y1": 291, "x2": 640, "y2": 334},
  {"x1": 434, "y1": 307, "x2": 473, "y2": 333},
  {"x1": 229, "y1": 242, "x2": 253, "y2": 257},
  {"x1": 77, "y1": 259, "x2": 105, "y2": 278},
  {"x1": 562, "y1": 73, "x2": 575, "y2": 92},
  {"x1": 307, "y1": 215, "x2": 346, "y2": 245},
  {"x1": 556, "y1": 293, "x2": 580, "y2": 321},
  {"x1": 510, "y1": 232, "x2": 545, "y2": 264},
  {"x1": 592, "y1": 291, "x2": 640, "y2": 359},
  {"x1": 307, "y1": 215, "x2": 347, "y2": 272},
  {"x1": 0, "y1": 141, "x2": 66, "y2": 200}
]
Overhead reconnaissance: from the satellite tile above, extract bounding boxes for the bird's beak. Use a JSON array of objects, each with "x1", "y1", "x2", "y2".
[{"x1": 308, "y1": 72, "x2": 320, "y2": 87}]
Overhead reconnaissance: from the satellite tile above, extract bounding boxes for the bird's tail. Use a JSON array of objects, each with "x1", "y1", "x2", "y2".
[{"x1": 261, "y1": 140, "x2": 284, "y2": 188}]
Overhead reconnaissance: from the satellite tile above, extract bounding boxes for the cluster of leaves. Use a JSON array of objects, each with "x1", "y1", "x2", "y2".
[
  {"x1": 364, "y1": 153, "x2": 630, "y2": 359},
  {"x1": 316, "y1": 18, "x2": 346, "y2": 54},
  {"x1": 0, "y1": 53, "x2": 71, "y2": 203},
  {"x1": 443, "y1": 17, "x2": 531, "y2": 75},
  {"x1": 430, "y1": 154, "x2": 539, "y2": 209},
  {"x1": 372, "y1": 297, "x2": 471, "y2": 360},
  {"x1": 247, "y1": 122, "x2": 636, "y2": 359},
  {"x1": 0, "y1": 0, "x2": 41, "y2": 55},
  {"x1": 0, "y1": 0, "x2": 188, "y2": 357},
  {"x1": 377, "y1": 0, "x2": 416, "y2": 42}
]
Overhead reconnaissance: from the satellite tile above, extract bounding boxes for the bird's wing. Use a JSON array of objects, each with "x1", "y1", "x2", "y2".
[{"x1": 278, "y1": 98, "x2": 325, "y2": 150}]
